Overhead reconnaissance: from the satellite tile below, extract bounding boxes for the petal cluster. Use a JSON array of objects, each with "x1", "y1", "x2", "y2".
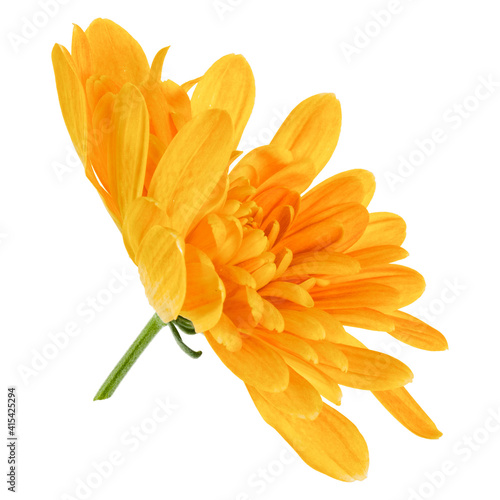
[{"x1": 53, "y1": 19, "x2": 447, "y2": 482}]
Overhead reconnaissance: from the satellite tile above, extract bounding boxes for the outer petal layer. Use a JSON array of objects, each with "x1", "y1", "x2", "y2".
[
  {"x1": 247, "y1": 386, "x2": 369, "y2": 481},
  {"x1": 137, "y1": 226, "x2": 186, "y2": 323}
]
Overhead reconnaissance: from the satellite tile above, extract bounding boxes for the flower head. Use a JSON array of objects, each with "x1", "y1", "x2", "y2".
[{"x1": 53, "y1": 19, "x2": 447, "y2": 482}]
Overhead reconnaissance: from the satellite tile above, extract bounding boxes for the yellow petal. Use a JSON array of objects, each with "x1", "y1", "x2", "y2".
[
  {"x1": 140, "y1": 80, "x2": 177, "y2": 146},
  {"x1": 71, "y1": 24, "x2": 92, "y2": 83},
  {"x1": 208, "y1": 313, "x2": 242, "y2": 352},
  {"x1": 271, "y1": 93, "x2": 342, "y2": 177},
  {"x1": 148, "y1": 109, "x2": 233, "y2": 234},
  {"x1": 373, "y1": 387, "x2": 443, "y2": 439},
  {"x1": 108, "y1": 83, "x2": 149, "y2": 215},
  {"x1": 52, "y1": 44, "x2": 88, "y2": 165},
  {"x1": 218, "y1": 265, "x2": 257, "y2": 288},
  {"x1": 205, "y1": 333, "x2": 289, "y2": 392},
  {"x1": 255, "y1": 368, "x2": 323, "y2": 420},
  {"x1": 85, "y1": 18, "x2": 149, "y2": 86},
  {"x1": 192, "y1": 54, "x2": 255, "y2": 149},
  {"x1": 147, "y1": 47, "x2": 169, "y2": 84},
  {"x1": 247, "y1": 387, "x2": 369, "y2": 481},
  {"x1": 228, "y1": 229, "x2": 268, "y2": 265},
  {"x1": 259, "y1": 299, "x2": 285, "y2": 332},
  {"x1": 181, "y1": 76, "x2": 201, "y2": 93},
  {"x1": 137, "y1": 226, "x2": 186, "y2": 323},
  {"x1": 283, "y1": 353, "x2": 343, "y2": 406},
  {"x1": 122, "y1": 197, "x2": 170, "y2": 261},
  {"x1": 89, "y1": 91, "x2": 116, "y2": 190},
  {"x1": 162, "y1": 79, "x2": 192, "y2": 131}
]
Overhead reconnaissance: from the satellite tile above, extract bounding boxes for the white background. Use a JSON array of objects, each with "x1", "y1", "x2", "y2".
[{"x1": 2, "y1": 0, "x2": 500, "y2": 499}]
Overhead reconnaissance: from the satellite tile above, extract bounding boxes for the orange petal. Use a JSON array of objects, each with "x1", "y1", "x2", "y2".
[
  {"x1": 255, "y1": 368, "x2": 323, "y2": 420},
  {"x1": 285, "y1": 252, "x2": 360, "y2": 278},
  {"x1": 388, "y1": 311, "x2": 448, "y2": 351},
  {"x1": 260, "y1": 282, "x2": 314, "y2": 308},
  {"x1": 247, "y1": 387, "x2": 369, "y2": 481},
  {"x1": 223, "y1": 285, "x2": 264, "y2": 329},
  {"x1": 348, "y1": 212, "x2": 406, "y2": 251},
  {"x1": 206, "y1": 333, "x2": 289, "y2": 392},
  {"x1": 291, "y1": 202, "x2": 368, "y2": 253},
  {"x1": 137, "y1": 226, "x2": 186, "y2": 323},
  {"x1": 192, "y1": 54, "x2": 255, "y2": 149},
  {"x1": 256, "y1": 330, "x2": 318, "y2": 364},
  {"x1": 230, "y1": 145, "x2": 293, "y2": 187},
  {"x1": 326, "y1": 265, "x2": 426, "y2": 309},
  {"x1": 301, "y1": 169, "x2": 375, "y2": 212},
  {"x1": 328, "y1": 308, "x2": 395, "y2": 333},
  {"x1": 259, "y1": 299, "x2": 285, "y2": 332},
  {"x1": 180, "y1": 244, "x2": 225, "y2": 332},
  {"x1": 280, "y1": 309, "x2": 326, "y2": 340},
  {"x1": 320, "y1": 345, "x2": 413, "y2": 391},
  {"x1": 373, "y1": 387, "x2": 443, "y2": 439},
  {"x1": 347, "y1": 245, "x2": 409, "y2": 268},
  {"x1": 311, "y1": 282, "x2": 400, "y2": 311},
  {"x1": 271, "y1": 93, "x2": 342, "y2": 177},
  {"x1": 85, "y1": 18, "x2": 149, "y2": 86},
  {"x1": 228, "y1": 229, "x2": 268, "y2": 265},
  {"x1": 275, "y1": 217, "x2": 343, "y2": 254},
  {"x1": 255, "y1": 160, "x2": 315, "y2": 195},
  {"x1": 283, "y1": 354, "x2": 343, "y2": 406},
  {"x1": 308, "y1": 341, "x2": 348, "y2": 371}
]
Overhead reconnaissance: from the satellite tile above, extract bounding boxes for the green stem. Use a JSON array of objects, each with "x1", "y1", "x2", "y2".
[{"x1": 93, "y1": 313, "x2": 166, "y2": 401}]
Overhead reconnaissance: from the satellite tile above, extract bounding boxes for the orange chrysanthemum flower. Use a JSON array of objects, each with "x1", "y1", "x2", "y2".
[{"x1": 53, "y1": 19, "x2": 447, "y2": 482}]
